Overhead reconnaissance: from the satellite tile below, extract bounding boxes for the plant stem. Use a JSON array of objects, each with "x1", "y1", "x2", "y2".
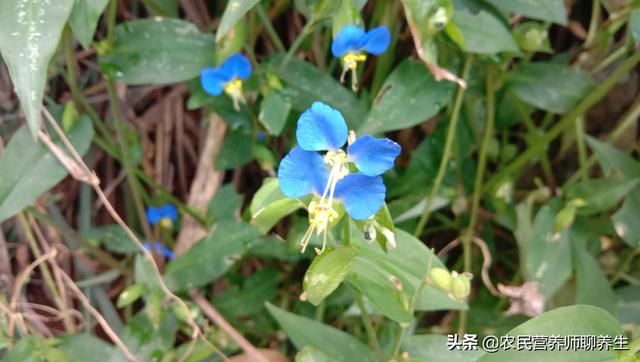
[
  {"x1": 459, "y1": 64, "x2": 494, "y2": 335},
  {"x1": 256, "y1": 3, "x2": 285, "y2": 52},
  {"x1": 584, "y1": 0, "x2": 601, "y2": 48},
  {"x1": 574, "y1": 116, "x2": 588, "y2": 180},
  {"x1": 414, "y1": 54, "x2": 474, "y2": 237},
  {"x1": 106, "y1": 0, "x2": 118, "y2": 48},
  {"x1": 353, "y1": 288, "x2": 384, "y2": 362},
  {"x1": 17, "y1": 213, "x2": 75, "y2": 332},
  {"x1": 483, "y1": 50, "x2": 640, "y2": 194},
  {"x1": 281, "y1": 19, "x2": 315, "y2": 70}
]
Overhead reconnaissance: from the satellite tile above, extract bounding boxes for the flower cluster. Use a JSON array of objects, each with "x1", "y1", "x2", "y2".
[
  {"x1": 278, "y1": 102, "x2": 400, "y2": 253},
  {"x1": 200, "y1": 53, "x2": 252, "y2": 110},
  {"x1": 331, "y1": 25, "x2": 390, "y2": 89}
]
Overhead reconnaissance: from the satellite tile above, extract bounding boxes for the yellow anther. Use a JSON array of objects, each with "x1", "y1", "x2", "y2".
[
  {"x1": 224, "y1": 79, "x2": 243, "y2": 96},
  {"x1": 342, "y1": 52, "x2": 367, "y2": 70},
  {"x1": 159, "y1": 217, "x2": 173, "y2": 228}
]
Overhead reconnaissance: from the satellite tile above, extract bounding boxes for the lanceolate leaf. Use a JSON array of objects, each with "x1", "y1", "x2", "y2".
[
  {"x1": 0, "y1": 0, "x2": 75, "y2": 135},
  {"x1": 69, "y1": 0, "x2": 110, "y2": 49},
  {"x1": 216, "y1": 0, "x2": 261, "y2": 42},
  {"x1": 266, "y1": 303, "x2": 376, "y2": 362},
  {"x1": 99, "y1": 18, "x2": 215, "y2": 85},
  {"x1": 0, "y1": 118, "x2": 94, "y2": 222}
]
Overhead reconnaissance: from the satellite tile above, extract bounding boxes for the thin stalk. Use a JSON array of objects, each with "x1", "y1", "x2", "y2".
[
  {"x1": 353, "y1": 288, "x2": 384, "y2": 362},
  {"x1": 574, "y1": 116, "x2": 588, "y2": 181},
  {"x1": 17, "y1": 213, "x2": 75, "y2": 332},
  {"x1": 106, "y1": 81, "x2": 153, "y2": 243},
  {"x1": 106, "y1": 0, "x2": 118, "y2": 48},
  {"x1": 281, "y1": 19, "x2": 315, "y2": 70},
  {"x1": 584, "y1": 0, "x2": 601, "y2": 48},
  {"x1": 483, "y1": 50, "x2": 640, "y2": 194},
  {"x1": 414, "y1": 55, "x2": 474, "y2": 237},
  {"x1": 256, "y1": 3, "x2": 285, "y2": 52},
  {"x1": 459, "y1": 65, "x2": 495, "y2": 335}
]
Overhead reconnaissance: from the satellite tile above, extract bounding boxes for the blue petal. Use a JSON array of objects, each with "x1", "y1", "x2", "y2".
[
  {"x1": 200, "y1": 67, "x2": 226, "y2": 96},
  {"x1": 143, "y1": 241, "x2": 152, "y2": 251},
  {"x1": 146, "y1": 207, "x2": 162, "y2": 225},
  {"x1": 334, "y1": 174, "x2": 385, "y2": 220},
  {"x1": 154, "y1": 244, "x2": 175, "y2": 259},
  {"x1": 221, "y1": 53, "x2": 252, "y2": 80},
  {"x1": 296, "y1": 102, "x2": 348, "y2": 151},
  {"x1": 278, "y1": 146, "x2": 329, "y2": 198},
  {"x1": 358, "y1": 26, "x2": 391, "y2": 55},
  {"x1": 159, "y1": 204, "x2": 178, "y2": 221},
  {"x1": 347, "y1": 135, "x2": 401, "y2": 176},
  {"x1": 331, "y1": 25, "x2": 365, "y2": 57}
]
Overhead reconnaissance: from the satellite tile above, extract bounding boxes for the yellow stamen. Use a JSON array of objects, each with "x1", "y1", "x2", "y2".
[
  {"x1": 159, "y1": 217, "x2": 173, "y2": 229},
  {"x1": 224, "y1": 79, "x2": 243, "y2": 96},
  {"x1": 342, "y1": 52, "x2": 367, "y2": 70}
]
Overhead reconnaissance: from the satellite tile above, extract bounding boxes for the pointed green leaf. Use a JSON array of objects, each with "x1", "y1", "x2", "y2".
[
  {"x1": 69, "y1": 0, "x2": 110, "y2": 49},
  {"x1": 0, "y1": 0, "x2": 75, "y2": 135},
  {"x1": 304, "y1": 247, "x2": 356, "y2": 305},
  {"x1": 250, "y1": 178, "x2": 305, "y2": 234},
  {"x1": 452, "y1": 9, "x2": 518, "y2": 54},
  {"x1": 266, "y1": 303, "x2": 376, "y2": 362},
  {"x1": 0, "y1": 118, "x2": 94, "y2": 222},
  {"x1": 216, "y1": 0, "x2": 261, "y2": 42},
  {"x1": 484, "y1": 0, "x2": 567, "y2": 25}
]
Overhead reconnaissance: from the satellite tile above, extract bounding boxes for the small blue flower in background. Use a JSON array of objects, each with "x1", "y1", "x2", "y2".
[
  {"x1": 144, "y1": 241, "x2": 175, "y2": 259},
  {"x1": 331, "y1": 25, "x2": 391, "y2": 89},
  {"x1": 278, "y1": 102, "x2": 400, "y2": 253},
  {"x1": 146, "y1": 203, "x2": 178, "y2": 228},
  {"x1": 200, "y1": 53, "x2": 252, "y2": 110}
]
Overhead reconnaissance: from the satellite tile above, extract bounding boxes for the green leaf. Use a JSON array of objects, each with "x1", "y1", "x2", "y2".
[
  {"x1": 304, "y1": 247, "x2": 356, "y2": 305},
  {"x1": 611, "y1": 193, "x2": 640, "y2": 248},
  {"x1": 164, "y1": 221, "x2": 260, "y2": 291},
  {"x1": 631, "y1": 8, "x2": 640, "y2": 44},
  {"x1": 296, "y1": 346, "x2": 333, "y2": 362},
  {"x1": 515, "y1": 200, "x2": 571, "y2": 298},
  {"x1": 99, "y1": 18, "x2": 215, "y2": 85},
  {"x1": 207, "y1": 184, "x2": 243, "y2": 222},
  {"x1": 346, "y1": 257, "x2": 414, "y2": 323},
  {"x1": 359, "y1": 59, "x2": 453, "y2": 134},
  {"x1": 4, "y1": 336, "x2": 69, "y2": 362},
  {"x1": 484, "y1": 0, "x2": 567, "y2": 25},
  {"x1": 565, "y1": 178, "x2": 640, "y2": 215},
  {"x1": 0, "y1": 118, "x2": 94, "y2": 222},
  {"x1": 272, "y1": 55, "x2": 367, "y2": 129},
  {"x1": 59, "y1": 333, "x2": 126, "y2": 362},
  {"x1": 259, "y1": 92, "x2": 291, "y2": 136},
  {"x1": 478, "y1": 305, "x2": 623, "y2": 362},
  {"x1": 117, "y1": 283, "x2": 147, "y2": 308},
  {"x1": 216, "y1": 0, "x2": 261, "y2": 42},
  {"x1": 585, "y1": 136, "x2": 640, "y2": 180},
  {"x1": 616, "y1": 285, "x2": 640, "y2": 324},
  {"x1": 213, "y1": 267, "x2": 279, "y2": 317},
  {"x1": 0, "y1": 0, "x2": 75, "y2": 135},
  {"x1": 216, "y1": 129, "x2": 254, "y2": 170},
  {"x1": 266, "y1": 303, "x2": 376, "y2": 362},
  {"x1": 508, "y1": 62, "x2": 595, "y2": 114},
  {"x1": 451, "y1": 9, "x2": 518, "y2": 54},
  {"x1": 80, "y1": 224, "x2": 140, "y2": 254},
  {"x1": 350, "y1": 227, "x2": 466, "y2": 313},
  {"x1": 402, "y1": 334, "x2": 486, "y2": 362},
  {"x1": 142, "y1": 0, "x2": 178, "y2": 17},
  {"x1": 69, "y1": 0, "x2": 110, "y2": 49},
  {"x1": 572, "y1": 240, "x2": 618, "y2": 315},
  {"x1": 250, "y1": 178, "x2": 305, "y2": 234}
]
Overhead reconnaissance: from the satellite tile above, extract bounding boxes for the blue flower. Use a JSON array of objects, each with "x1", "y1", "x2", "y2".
[
  {"x1": 277, "y1": 102, "x2": 400, "y2": 252},
  {"x1": 200, "y1": 53, "x2": 252, "y2": 110},
  {"x1": 144, "y1": 241, "x2": 175, "y2": 259},
  {"x1": 146, "y1": 204, "x2": 178, "y2": 227},
  {"x1": 331, "y1": 25, "x2": 391, "y2": 89}
]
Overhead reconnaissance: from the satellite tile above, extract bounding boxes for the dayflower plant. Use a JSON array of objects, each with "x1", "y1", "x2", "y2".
[
  {"x1": 146, "y1": 203, "x2": 178, "y2": 228},
  {"x1": 200, "y1": 53, "x2": 252, "y2": 110},
  {"x1": 278, "y1": 102, "x2": 400, "y2": 253},
  {"x1": 331, "y1": 25, "x2": 391, "y2": 90}
]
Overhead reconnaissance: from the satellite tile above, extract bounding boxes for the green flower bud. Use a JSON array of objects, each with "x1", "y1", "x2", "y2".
[
  {"x1": 429, "y1": 268, "x2": 453, "y2": 292},
  {"x1": 554, "y1": 204, "x2": 577, "y2": 234},
  {"x1": 451, "y1": 273, "x2": 471, "y2": 302}
]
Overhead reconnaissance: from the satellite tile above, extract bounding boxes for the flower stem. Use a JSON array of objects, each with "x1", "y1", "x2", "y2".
[
  {"x1": 256, "y1": 3, "x2": 285, "y2": 53},
  {"x1": 281, "y1": 19, "x2": 315, "y2": 70},
  {"x1": 352, "y1": 288, "x2": 384, "y2": 362},
  {"x1": 457, "y1": 64, "x2": 495, "y2": 334},
  {"x1": 414, "y1": 54, "x2": 474, "y2": 237},
  {"x1": 483, "y1": 50, "x2": 640, "y2": 194}
]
